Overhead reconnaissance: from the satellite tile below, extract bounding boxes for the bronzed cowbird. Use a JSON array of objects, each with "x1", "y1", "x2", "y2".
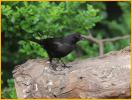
[{"x1": 32, "y1": 33, "x2": 84, "y2": 70}]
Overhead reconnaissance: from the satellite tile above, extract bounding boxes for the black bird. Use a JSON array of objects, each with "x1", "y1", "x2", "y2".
[{"x1": 32, "y1": 33, "x2": 84, "y2": 70}]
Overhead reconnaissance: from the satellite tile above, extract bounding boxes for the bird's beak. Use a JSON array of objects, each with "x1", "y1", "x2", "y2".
[{"x1": 80, "y1": 35, "x2": 87, "y2": 40}]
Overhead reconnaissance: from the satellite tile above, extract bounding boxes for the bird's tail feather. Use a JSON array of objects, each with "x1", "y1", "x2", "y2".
[
  {"x1": 21, "y1": 38, "x2": 41, "y2": 45},
  {"x1": 29, "y1": 38, "x2": 41, "y2": 44}
]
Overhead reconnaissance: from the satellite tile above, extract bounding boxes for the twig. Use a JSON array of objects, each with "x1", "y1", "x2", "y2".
[
  {"x1": 81, "y1": 34, "x2": 130, "y2": 56},
  {"x1": 102, "y1": 35, "x2": 130, "y2": 43},
  {"x1": 82, "y1": 34, "x2": 100, "y2": 44}
]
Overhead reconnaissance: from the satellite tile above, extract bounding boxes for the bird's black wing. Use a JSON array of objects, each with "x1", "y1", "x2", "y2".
[
  {"x1": 42, "y1": 38, "x2": 62, "y2": 49},
  {"x1": 39, "y1": 37, "x2": 75, "y2": 58},
  {"x1": 52, "y1": 41, "x2": 75, "y2": 56}
]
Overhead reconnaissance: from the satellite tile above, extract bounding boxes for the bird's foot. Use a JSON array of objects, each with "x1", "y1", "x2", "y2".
[
  {"x1": 50, "y1": 63, "x2": 63, "y2": 71},
  {"x1": 62, "y1": 65, "x2": 72, "y2": 68},
  {"x1": 49, "y1": 63, "x2": 57, "y2": 71}
]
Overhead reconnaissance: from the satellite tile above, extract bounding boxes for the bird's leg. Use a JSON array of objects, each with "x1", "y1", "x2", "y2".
[
  {"x1": 48, "y1": 58, "x2": 52, "y2": 63},
  {"x1": 56, "y1": 58, "x2": 61, "y2": 64},
  {"x1": 59, "y1": 59, "x2": 66, "y2": 67},
  {"x1": 59, "y1": 58, "x2": 72, "y2": 68},
  {"x1": 48, "y1": 58, "x2": 58, "y2": 70}
]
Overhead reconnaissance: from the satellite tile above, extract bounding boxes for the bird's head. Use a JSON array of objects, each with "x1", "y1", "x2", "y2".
[{"x1": 65, "y1": 33, "x2": 84, "y2": 44}]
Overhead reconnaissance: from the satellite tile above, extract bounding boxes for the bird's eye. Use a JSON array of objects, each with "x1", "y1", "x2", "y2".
[{"x1": 77, "y1": 35, "x2": 81, "y2": 38}]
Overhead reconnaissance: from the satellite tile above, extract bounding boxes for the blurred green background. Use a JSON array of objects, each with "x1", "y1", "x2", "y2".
[{"x1": 1, "y1": 1, "x2": 130, "y2": 98}]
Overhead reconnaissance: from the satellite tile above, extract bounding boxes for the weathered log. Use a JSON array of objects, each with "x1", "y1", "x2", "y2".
[{"x1": 13, "y1": 46, "x2": 130, "y2": 98}]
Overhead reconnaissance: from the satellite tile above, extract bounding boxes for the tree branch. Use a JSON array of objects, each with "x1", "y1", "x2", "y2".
[
  {"x1": 102, "y1": 35, "x2": 130, "y2": 43},
  {"x1": 81, "y1": 34, "x2": 130, "y2": 56},
  {"x1": 13, "y1": 46, "x2": 130, "y2": 99}
]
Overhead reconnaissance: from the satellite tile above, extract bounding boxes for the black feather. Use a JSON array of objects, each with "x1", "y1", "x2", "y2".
[{"x1": 31, "y1": 33, "x2": 83, "y2": 70}]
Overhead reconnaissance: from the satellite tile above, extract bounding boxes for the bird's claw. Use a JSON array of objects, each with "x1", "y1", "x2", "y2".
[
  {"x1": 49, "y1": 64, "x2": 57, "y2": 71},
  {"x1": 62, "y1": 65, "x2": 72, "y2": 68}
]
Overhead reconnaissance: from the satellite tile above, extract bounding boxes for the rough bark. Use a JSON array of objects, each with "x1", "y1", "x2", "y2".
[{"x1": 13, "y1": 46, "x2": 130, "y2": 99}]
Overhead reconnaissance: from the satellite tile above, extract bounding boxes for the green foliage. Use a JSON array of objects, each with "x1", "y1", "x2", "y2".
[
  {"x1": 2, "y1": 79, "x2": 17, "y2": 99},
  {"x1": 90, "y1": 2, "x2": 130, "y2": 53},
  {"x1": 2, "y1": 2, "x2": 130, "y2": 98},
  {"x1": 2, "y1": 2, "x2": 101, "y2": 65},
  {"x1": 95, "y1": 2, "x2": 130, "y2": 37}
]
